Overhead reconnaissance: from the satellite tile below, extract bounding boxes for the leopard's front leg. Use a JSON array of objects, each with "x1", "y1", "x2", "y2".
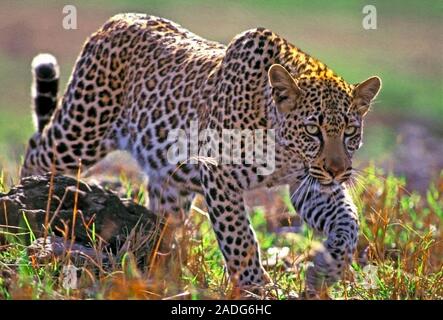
[
  {"x1": 200, "y1": 166, "x2": 271, "y2": 287},
  {"x1": 290, "y1": 182, "x2": 359, "y2": 295}
]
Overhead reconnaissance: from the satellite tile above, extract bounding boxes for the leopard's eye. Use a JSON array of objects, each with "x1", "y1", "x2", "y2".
[
  {"x1": 305, "y1": 125, "x2": 320, "y2": 135},
  {"x1": 344, "y1": 126, "x2": 357, "y2": 136}
]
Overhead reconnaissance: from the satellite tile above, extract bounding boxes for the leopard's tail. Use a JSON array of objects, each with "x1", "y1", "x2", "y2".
[{"x1": 31, "y1": 53, "x2": 60, "y2": 132}]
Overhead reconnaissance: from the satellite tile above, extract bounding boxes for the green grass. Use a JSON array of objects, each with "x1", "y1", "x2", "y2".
[
  {"x1": 0, "y1": 168, "x2": 442, "y2": 299},
  {"x1": 78, "y1": 0, "x2": 442, "y2": 20},
  {"x1": 316, "y1": 52, "x2": 443, "y2": 121}
]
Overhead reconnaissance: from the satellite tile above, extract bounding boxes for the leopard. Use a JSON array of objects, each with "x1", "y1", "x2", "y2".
[{"x1": 21, "y1": 13, "x2": 381, "y2": 295}]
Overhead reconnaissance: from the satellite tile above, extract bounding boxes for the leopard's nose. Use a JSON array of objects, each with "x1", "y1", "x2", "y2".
[{"x1": 325, "y1": 157, "x2": 347, "y2": 178}]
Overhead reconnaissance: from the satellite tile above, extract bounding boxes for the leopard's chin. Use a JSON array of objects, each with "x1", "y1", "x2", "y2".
[
  {"x1": 314, "y1": 177, "x2": 347, "y2": 188},
  {"x1": 308, "y1": 171, "x2": 350, "y2": 187},
  {"x1": 307, "y1": 171, "x2": 333, "y2": 186}
]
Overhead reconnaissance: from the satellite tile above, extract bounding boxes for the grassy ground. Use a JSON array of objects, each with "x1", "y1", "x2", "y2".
[{"x1": 0, "y1": 168, "x2": 442, "y2": 300}]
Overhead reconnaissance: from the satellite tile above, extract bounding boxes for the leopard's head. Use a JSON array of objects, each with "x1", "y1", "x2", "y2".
[{"x1": 268, "y1": 64, "x2": 381, "y2": 185}]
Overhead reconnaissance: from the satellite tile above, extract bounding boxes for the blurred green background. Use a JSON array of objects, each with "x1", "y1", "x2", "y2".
[{"x1": 0, "y1": 0, "x2": 442, "y2": 190}]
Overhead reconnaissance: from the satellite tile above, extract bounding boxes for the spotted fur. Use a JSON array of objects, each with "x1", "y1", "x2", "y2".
[
  {"x1": 21, "y1": 14, "x2": 381, "y2": 293},
  {"x1": 290, "y1": 178, "x2": 359, "y2": 294}
]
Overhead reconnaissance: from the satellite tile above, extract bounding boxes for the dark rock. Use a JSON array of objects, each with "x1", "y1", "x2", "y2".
[
  {"x1": 27, "y1": 235, "x2": 106, "y2": 264},
  {"x1": 0, "y1": 174, "x2": 163, "y2": 251}
]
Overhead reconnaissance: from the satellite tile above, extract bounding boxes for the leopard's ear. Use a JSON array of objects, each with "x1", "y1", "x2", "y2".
[
  {"x1": 352, "y1": 76, "x2": 381, "y2": 116},
  {"x1": 268, "y1": 64, "x2": 302, "y2": 113}
]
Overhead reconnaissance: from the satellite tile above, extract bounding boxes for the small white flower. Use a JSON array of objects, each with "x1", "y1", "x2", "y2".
[{"x1": 362, "y1": 265, "x2": 378, "y2": 289}]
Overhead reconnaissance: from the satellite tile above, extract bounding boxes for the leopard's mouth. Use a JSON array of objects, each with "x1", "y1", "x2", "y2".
[{"x1": 308, "y1": 167, "x2": 352, "y2": 186}]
